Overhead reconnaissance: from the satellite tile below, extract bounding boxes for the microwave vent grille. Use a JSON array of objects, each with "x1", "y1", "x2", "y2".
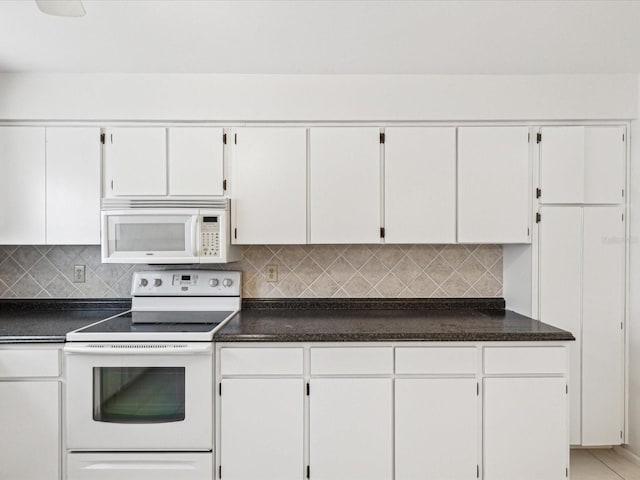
[{"x1": 101, "y1": 198, "x2": 229, "y2": 210}]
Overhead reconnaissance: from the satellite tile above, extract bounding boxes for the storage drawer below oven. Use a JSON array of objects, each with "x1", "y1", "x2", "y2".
[{"x1": 67, "y1": 453, "x2": 213, "y2": 480}]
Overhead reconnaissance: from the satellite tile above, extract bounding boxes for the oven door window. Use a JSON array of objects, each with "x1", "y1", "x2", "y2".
[{"x1": 93, "y1": 367, "x2": 186, "y2": 424}]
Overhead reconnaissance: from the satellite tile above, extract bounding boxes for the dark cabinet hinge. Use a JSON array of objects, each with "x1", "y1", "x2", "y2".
[
  {"x1": 536, "y1": 188, "x2": 542, "y2": 199},
  {"x1": 223, "y1": 133, "x2": 227, "y2": 145},
  {"x1": 536, "y1": 132, "x2": 542, "y2": 143},
  {"x1": 536, "y1": 212, "x2": 542, "y2": 223},
  {"x1": 306, "y1": 465, "x2": 310, "y2": 479},
  {"x1": 219, "y1": 382, "x2": 222, "y2": 396},
  {"x1": 306, "y1": 382, "x2": 310, "y2": 396},
  {"x1": 379, "y1": 132, "x2": 385, "y2": 144},
  {"x1": 219, "y1": 465, "x2": 222, "y2": 479},
  {"x1": 234, "y1": 228, "x2": 237, "y2": 240},
  {"x1": 380, "y1": 227, "x2": 385, "y2": 239},
  {"x1": 223, "y1": 179, "x2": 227, "y2": 191},
  {"x1": 100, "y1": 133, "x2": 105, "y2": 144}
]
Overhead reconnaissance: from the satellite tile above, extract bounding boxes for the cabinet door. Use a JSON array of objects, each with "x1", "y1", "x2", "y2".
[
  {"x1": 0, "y1": 127, "x2": 45, "y2": 244},
  {"x1": 310, "y1": 378, "x2": 392, "y2": 480},
  {"x1": 46, "y1": 127, "x2": 101, "y2": 244},
  {"x1": 168, "y1": 127, "x2": 224, "y2": 196},
  {"x1": 232, "y1": 128, "x2": 307, "y2": 244},
  {"x1": 104, "y1": 128, "x2": 167, "y2": 196},
  {"x1": 484, "y1": 377, "x2": 567, "y2": 480},
  {"x1": 384, "y1": 127, "x2": 456, "y2": 243},
  {"x1": 395, "y1": 378, "x2": 478, "y2": 480},
  {"x1": 220, "y1": 378, "x2": 303, "y2": 480},
  {"x1": 539, "y1": 126, "x2": 585, "y2": 204},
  {"x1": 310, "y1": 128, "x2": 381, "y2": 243},
  {"x1": 584, "y1": 127, "x2": 626, "y2": 204},
  {"x1": 582, "y1": 206, "x2": 625, "y2": 445},
  {"x1": 540, "y1": 126, "x2": 625, "y2": 204},
  {"x1": 538, "y1": 206, "x2": 582, "y2": 444},
  {"x1": 0, "y1": 381, "x2": 60, "y2": 480},
  {"x1": 458, "y1": 127, "x2": 530, "y2": 243}
]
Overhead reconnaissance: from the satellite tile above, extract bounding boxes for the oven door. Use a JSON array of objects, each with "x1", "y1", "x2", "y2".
[
  {"x1": 64, "y1": 343, "x2": 213, "y2": 451},
  {"x1": 101, "y1": 210, "x2": 198, "y2": 264}
]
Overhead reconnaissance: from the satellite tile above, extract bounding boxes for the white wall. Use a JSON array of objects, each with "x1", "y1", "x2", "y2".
[
  {"x1": 0, "y1": 74, "x2": 636, "y2": 121},
  {"x1": 627, "y1": 74, "x2": 640, "y2": 456}
]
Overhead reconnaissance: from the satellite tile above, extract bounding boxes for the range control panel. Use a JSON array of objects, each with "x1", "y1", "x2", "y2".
[
  {"x1": 131, "y1": 270, "x2": 241, "y2": 296},
  {"x1": 201, "y1": 216, "x2": 221, "y2": 257}
]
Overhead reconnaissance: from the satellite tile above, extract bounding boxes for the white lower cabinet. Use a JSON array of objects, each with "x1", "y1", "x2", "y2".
[
  {"x1": 483, "y1": 377, "x2": 568, "y2": 480},
  {"x1": 309, "y1": 378, "x2": 393, "y2": 480},
  {"x1": 0, "y1": 345, "x2": 62, "y2": 480},
  {"x1": 395, "y1": 378, "x2": 478, "y2": 480},
  {"x1": 219, "y1": 378, "x2": 304, "y2": 480},
  {"x1": 217, "y1": 343, "x2": 569, "y2": 480},
  {"x1": 66, "y1": 453, "x2": 212, "y2": 480},
  {"x1": 0, "y1": 381, "x2": 60, "y2": 480}
]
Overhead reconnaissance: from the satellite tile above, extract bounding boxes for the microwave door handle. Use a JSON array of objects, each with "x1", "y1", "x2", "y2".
[{"x1": 192, "y1": 217, "x2": 199, "y2": 257}]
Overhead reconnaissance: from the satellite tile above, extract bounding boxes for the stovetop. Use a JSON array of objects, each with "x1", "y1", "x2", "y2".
[
  {"x1": 66, "y1": 309, "x2": 238, "y2": 341},
  {"x1": 66, "y1": 270, "x2": 242, "y2": 342}
]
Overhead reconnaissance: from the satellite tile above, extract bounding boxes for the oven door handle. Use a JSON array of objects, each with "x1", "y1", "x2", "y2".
[{"x1": 64, "y1": 343, "x2": 213, "y2": 355}]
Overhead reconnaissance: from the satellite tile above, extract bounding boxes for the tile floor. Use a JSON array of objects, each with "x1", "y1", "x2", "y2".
[{"x1": 572, "y1": 449, "x2": 640, "y2": 479}]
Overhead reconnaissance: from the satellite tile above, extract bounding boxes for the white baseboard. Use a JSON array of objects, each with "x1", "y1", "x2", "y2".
[{"x1": 614, "y1": 445, "x2": 640, "y2": 466}]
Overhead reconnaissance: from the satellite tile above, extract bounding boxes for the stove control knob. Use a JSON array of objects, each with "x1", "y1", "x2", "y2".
[
  {"x1": 222, "y1": 278, "x2": 233, "y2": 288},
  {"x1": 139, "y1": 278, "x2": 149, "y2": 287},
  {"x1": 154, "y1": 278, "x2": 162, "y2": 287},
  {"x1": 209, "y1": 278, "x2": 219, "y2": 287}
]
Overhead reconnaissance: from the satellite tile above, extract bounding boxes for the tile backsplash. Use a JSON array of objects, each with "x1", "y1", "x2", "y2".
[{"x1": 0, "y1": 244, "x2": 502, "y2": 299}]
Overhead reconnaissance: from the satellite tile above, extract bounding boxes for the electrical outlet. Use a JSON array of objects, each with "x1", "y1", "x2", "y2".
[
  {"x1": 73, "y1": 265, "x2": 86, "y2": 283},
  {"x1": 266, "y1": 264, "x2": 278, "y2": 282}
]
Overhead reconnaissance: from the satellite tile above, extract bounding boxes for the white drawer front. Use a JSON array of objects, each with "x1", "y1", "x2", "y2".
[
  {"x1": 484, "y1": 347, "x2": 567, "y2": 375},
  {"x1": 220, "y1": 347, "x2": 303, "y2": 375},
  {"x1": 67, "y1": 453, "x2": 212, "y2": 480},
  {"x1": 310, "y1": 347, "x2": 393, "y2": 375},
  {"x1": 0, "y1": 349, "x2": 60, "y2": 378},
  {"x1": 395, "y1": 347, "x2": 477, "y2": 374}
]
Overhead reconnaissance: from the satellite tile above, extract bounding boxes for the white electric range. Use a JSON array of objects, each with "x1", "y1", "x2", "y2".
[{"x1": 64, "y1": 269, "x2": 240, "y2": 480}]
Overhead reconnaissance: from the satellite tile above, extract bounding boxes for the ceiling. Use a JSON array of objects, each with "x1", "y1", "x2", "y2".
[{"x1": 1, "y1": 0, "x2": 640, "y2": 74}]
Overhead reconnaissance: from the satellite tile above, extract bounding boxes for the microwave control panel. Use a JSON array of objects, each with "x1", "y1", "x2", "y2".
[{"x1": 201, "y1": 216, "x2": 220, "y2": 257}]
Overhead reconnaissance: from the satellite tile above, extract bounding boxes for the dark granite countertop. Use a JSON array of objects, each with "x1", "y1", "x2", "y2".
[
  {"x1": 0, "y1": 298, "x2": 574, "y2": 344},
  {"x1": 216, "y1": 298, "x2": 575, "y2": 342},
  {"x1": 0, "y1": 299, "x2": 131, "y2": 343}
]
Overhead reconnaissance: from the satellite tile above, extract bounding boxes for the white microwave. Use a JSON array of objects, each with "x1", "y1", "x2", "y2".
[{"x1": 101, "y1": 202, "x2": 240, "y2": 264}]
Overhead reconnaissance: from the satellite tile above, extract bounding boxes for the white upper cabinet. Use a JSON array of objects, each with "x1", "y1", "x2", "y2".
[
  {"x1": 384, "y1": 127, "x2": 456, "y2": 243},
  {"x1": 46, "y1": 127, "x2": 101, "y2": 244},
  {"x1": 168, "y1": 127, "x2": 224, "y2": 196},
  {"x1": 0, "y1": 127, "x2": 46, "y2": 244},
  {"x1": 539, "y1": 126, "x2": 625, "y2": 204},
  {"x1": 104, "y1": 127, "x2": 167, "y2": 196},
  {"x1": 310, "y1": 128, "x2": 381, "y2": 244},
  {"x1": 458, "y1": 127, "x2": 530, "y2": 244},
  {"x1": 232, "y1": 128, "x2": 307, "y2": 244}
]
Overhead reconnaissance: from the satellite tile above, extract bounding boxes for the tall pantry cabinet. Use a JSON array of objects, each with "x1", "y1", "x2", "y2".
[{"x1": 536, "y1": 125, "x2": 626, "y2": 446}]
